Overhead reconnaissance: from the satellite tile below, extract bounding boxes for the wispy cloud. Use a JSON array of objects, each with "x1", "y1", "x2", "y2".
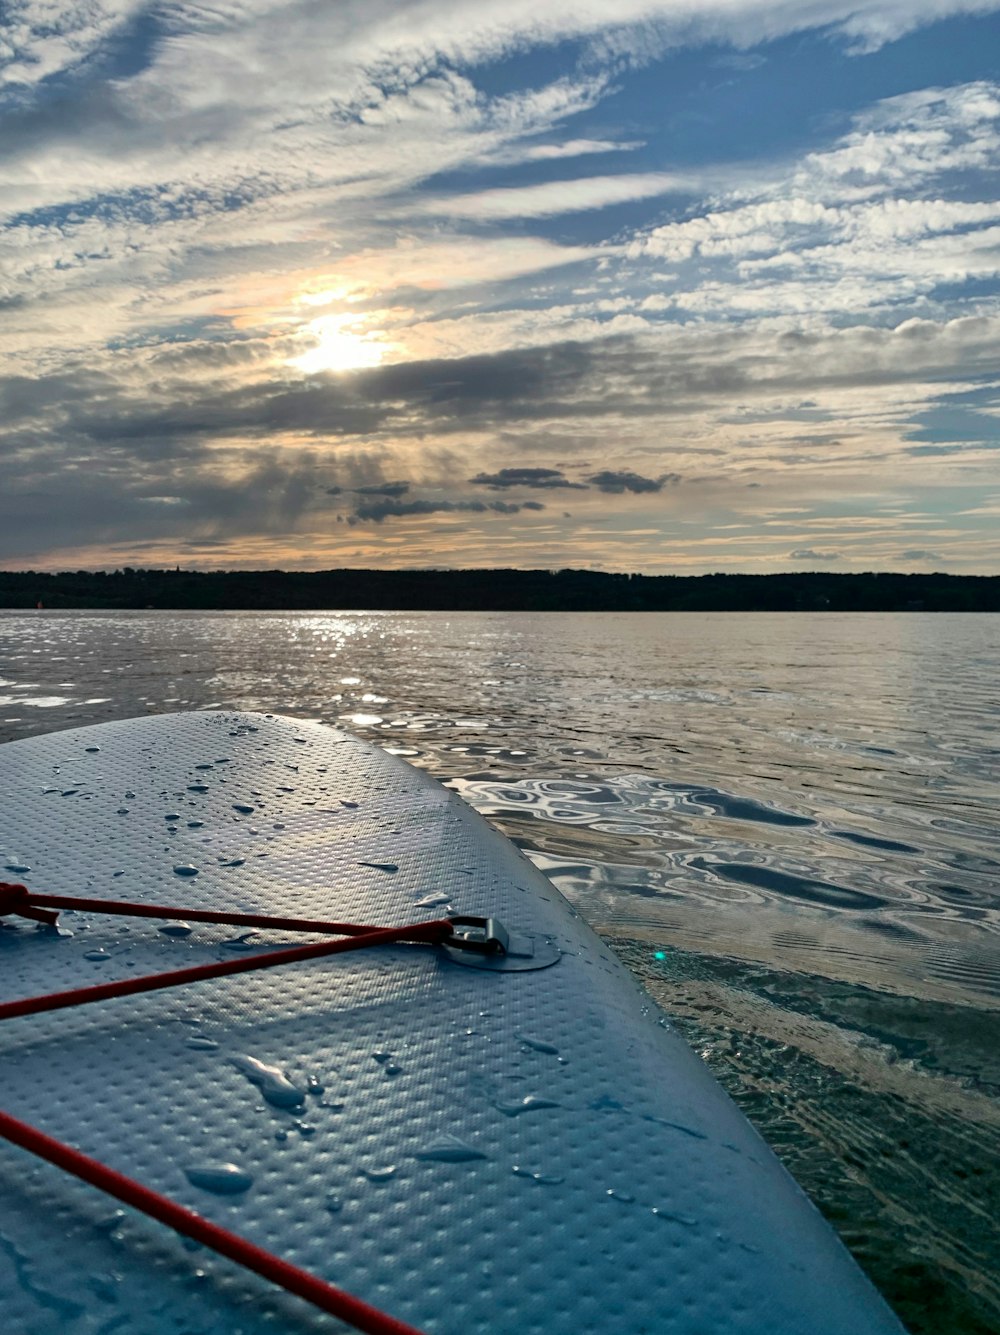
[{"x1": 424, "y1": 172, "x2": 690, "y2": 219}]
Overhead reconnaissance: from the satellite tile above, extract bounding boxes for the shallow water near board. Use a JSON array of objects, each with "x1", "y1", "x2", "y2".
[{"x1": 0, "y1": 608, "x2": 997, "y2": 1334}]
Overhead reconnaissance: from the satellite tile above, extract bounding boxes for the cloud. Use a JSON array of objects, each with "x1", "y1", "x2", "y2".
[
  {"x1": 353, "y1": 480, "x2": 411, "y2": 497},
  {"x1": 3, "y1": 0, "x2": 994, "y2": 111},
  {"x1": 518, "y1": 138, "x2": 645, "y2": 161},
  {"x1": 896, "y1": 549, "x2": 944, "y2": 561},
  {"x1": 587, "y1": 469, "x2": 679, "y2": 492},
  {"x1": 469, "y1": 466, "x2": 588, "y2": 489},
  {"x1": 630, "y1": 81, "x2": 1000, "y2": 321},
  {"x1": 789, "y1": 549, "x2": 843, "y2": 561},
  {"x1": 349, "y1": 496, "x2": 543, "y2": 523},
  {"x1": 424, "y1": 172, "x2": 690, "y2": 220}
]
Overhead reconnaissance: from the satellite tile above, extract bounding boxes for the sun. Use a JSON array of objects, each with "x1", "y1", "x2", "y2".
[{"x1": 289, "y1": 313, "x2": 388, "y2": 373}]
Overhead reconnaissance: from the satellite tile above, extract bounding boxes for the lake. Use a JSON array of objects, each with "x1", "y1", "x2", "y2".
[{"x1": 1, "y1": 609, "x2": 997, "y2": 1334}]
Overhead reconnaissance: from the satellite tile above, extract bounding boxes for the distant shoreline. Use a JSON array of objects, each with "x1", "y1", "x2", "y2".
[{"x1": 0, "y1": 568, "x2": 997, "y2": 612}]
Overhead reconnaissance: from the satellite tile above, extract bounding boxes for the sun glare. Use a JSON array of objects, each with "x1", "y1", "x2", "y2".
[{"x1": 289, "y1": 314, "x2": 388, "y2": 373}]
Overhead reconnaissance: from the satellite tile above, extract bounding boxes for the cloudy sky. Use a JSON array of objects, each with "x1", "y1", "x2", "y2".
[{"x1": 2, "y1": 1, "x2": 999, "y2": 573}]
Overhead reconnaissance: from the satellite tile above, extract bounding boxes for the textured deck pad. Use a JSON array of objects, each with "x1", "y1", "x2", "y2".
[{"x1": 0, "y1": 712, "x2": 904, "y2": 1334}]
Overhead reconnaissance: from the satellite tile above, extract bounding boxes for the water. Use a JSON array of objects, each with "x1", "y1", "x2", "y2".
[
  {"x1": 0, "y1": 608, "x2": 997, "y2": 1333},
  {"x1": 184, "y1": 1163, "x2": 254, "y2": 1195},
  {"x1": 415, "y1": 1135, "x2": 488, "y2": 1163},
  {"x1": 228, "y1": 1054, "x2": 306, "y2": 1109}
]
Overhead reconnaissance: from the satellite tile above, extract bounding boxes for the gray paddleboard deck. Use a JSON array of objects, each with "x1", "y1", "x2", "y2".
[{"x1": 0, "y1": 711, "x2": 904, "y2": 1333}]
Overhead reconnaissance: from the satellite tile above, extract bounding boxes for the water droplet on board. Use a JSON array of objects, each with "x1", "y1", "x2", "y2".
[
  {"x1": 84, "y1": 949, "x2": 112, "y2": 962},
  {"x1": 85, "y1": 746, "x2": 101, "y2": 753},
  {"x1": 414, "y1": 891, "x2": 451, "y2": 908},
  {"x1": 173, "y1": 864, "x2": 199, "y2": 877},
  {"x1": 187, "y1": 784, "x2": 210, "y2": 793},
  {"x1": 606, "y1": 1189, "x2": 636, "y2": 1204},
  {"x1": 116, "y1": 807, "x2": 130, "y2": 815},
  {"x1": 415, "y1": 1135, "x2": 487, "y2": 1163},
  {"x1": 274, "y1": 1129, "x2": 289, "y2": 1144},
  {"x1": 371, "y1": 1051, "x2": 392, "y2": 1064},
  {"x1": 515, "y1": 1034, "x2": 560, "y2": 1055},
  {"x1": 185, "y1": 1163, "x2": 254, "y2": 1195},
  {"x1": 360, "y1": 1166, "x2": 396, "y2": 1183},
  {"x1": 221, "y1": 933, "x2": 259, "y2": 950},
  {"x1": 495, "y1": 1095, "x2": 561, "y2": 1117},
  {"x1": 187, "y1": 821, "x2": 204, "y2": 829},
  {"x1": 295, "y1": 1122, "x2": 317, "y2": 1138},
  {"x1": 218, "y1": 858, "x2": 245, "y2": 868},
  {"x1": 651, "y1": 1207, "x2": 696, "y2": 1227},
  {"x1": 160, "y1": 922, "x2": 193, "y2": 937},
  {"x1": 357, "y1": 862, "x2": 398, "y2": 873},
  {"x1": 324, "y1": 1196, "x2": 343, "y2": 1214},
  {"x1": 194, "y1": 763, "x2": 214, "y2": 771},
  {"x1": 164, "y1": 813, "x2": 180, "y2": 822},
  {"x1": 512, "y1": 1165, "x2": 564, "y2": 1186},
  {"x1": 230, "y1": 1054, "x2": 306, "y2": 1108},
  {"x1": 307, "y1": 1076, "x2": 325, "y2": 1095},
  {"x1": 4, "y1": 862, "x2": 30, "y2": 874},
  {"x1": 232, "y1": 804, "x2": 255, "y2": 815}
]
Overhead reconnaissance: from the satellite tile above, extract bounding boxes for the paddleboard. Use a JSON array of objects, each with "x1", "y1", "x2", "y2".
[{"x1": 0, "y1": 711, "x2": 905, "y2": 1333}]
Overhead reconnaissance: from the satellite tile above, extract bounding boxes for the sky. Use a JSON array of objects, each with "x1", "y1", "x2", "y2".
[{"x1": 2, "y1": 1, "x2": 999, "y2": 574}]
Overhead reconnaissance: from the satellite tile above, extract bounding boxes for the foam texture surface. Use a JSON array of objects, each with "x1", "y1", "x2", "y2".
[{"x1": 0, "y1": 712, "x2": 905, "y2": 1334}]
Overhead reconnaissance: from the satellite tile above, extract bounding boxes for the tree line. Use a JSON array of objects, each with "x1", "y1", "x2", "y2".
[{"x1": 0, "y1": 567, "x2": 997, "y2": 611}]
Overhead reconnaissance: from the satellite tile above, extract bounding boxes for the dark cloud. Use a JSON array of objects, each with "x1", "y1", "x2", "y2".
[
  {"x1": 11, "y1": 324, "x2": 984, "y2": 483},
  {"x1": 2, "y1": 321, "x2": 987, "y2": 564},
  {"x1": 586, "y1": 469, "x2": 680, "y2": 493},
  {"x1": 40, "y1": 342, "x2": 598, "y2": 453},
  {"x1": 469, "y1": 467, "x2": 587, "y2": 490},
  {"x1": 0, "y1": 443, "x2": 327, "y2": 561},
  {"x1": 350, "y1": 497, "x2": 543, "y2": 524},
  {"x1": 789, "y1": 549, "x2": 842, "y2": 561},
  {"x1": 353, "y1": 480, "x2": 410, "y2": 497},
  {"x1": 897, "y1": 549, "x2": 944, "y2": 561}
]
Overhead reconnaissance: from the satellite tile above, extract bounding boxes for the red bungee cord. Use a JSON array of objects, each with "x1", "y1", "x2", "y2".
[{"x1": 0, "y1": 880, "x2": 457, "y2": 1335}]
